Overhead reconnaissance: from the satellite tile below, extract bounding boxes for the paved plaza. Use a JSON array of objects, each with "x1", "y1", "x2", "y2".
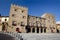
[
  {"x1": 21, "y1": 33, "x2": 60, "y2": 40},
  {"x1": 0, "y1": 32, "x2": 60, "y2": 40}
]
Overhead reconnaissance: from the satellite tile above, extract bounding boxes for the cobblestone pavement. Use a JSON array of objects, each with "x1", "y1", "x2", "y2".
[
  {"x1": 0, "y1": 33, "x2": 18, "y2": 40},
  {"x1": 21, "y1": 33, "x2": 60, "y2": 40},
  {"x1": 0, "y1": 32, "x2": 60, "y2": 40}
]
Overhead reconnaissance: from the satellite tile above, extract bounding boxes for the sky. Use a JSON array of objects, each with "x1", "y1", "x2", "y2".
[{"x1": 0, "y1": 0, "x2": 60, "y2": 21}]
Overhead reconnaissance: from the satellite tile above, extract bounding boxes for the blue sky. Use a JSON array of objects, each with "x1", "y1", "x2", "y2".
[{"x1": 0, "y1": 0, "x2": 60, "y2": 21}]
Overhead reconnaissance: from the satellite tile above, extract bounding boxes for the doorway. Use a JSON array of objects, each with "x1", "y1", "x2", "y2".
[
  {"x1": 32, "y1": 27, "x2": 35, "y2": 33},
  {"x1": 37, "y1": 27, "x2": 39, "y2": 33},
  {"x1": 25, "y1": 26, "x2": 31, "y2": 33},
  {"x1": 41, "y1": 27, "x2": 43, "y2": 33},
  {"x1": 44, "y1": 27, "x2": 46, "y2": 33}
]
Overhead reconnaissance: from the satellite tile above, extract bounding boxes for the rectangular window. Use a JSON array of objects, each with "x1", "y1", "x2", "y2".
[
  {"x1": 21, "y1": 22, "x2": 24, "y2": 26},
  {"x1": 22, "y1": 10, "x2": 24, "y2": 13},
  {"x1": 14, "y1": 9, "x2": 17, "y2": 11},
  {"x1": 22, "y1": 16, "x2": 26, "y2": 19},
  {"x1": 12, "y1": 14, "x2": 15, "y2": 17},
  {"x1": 12, "y1": 21, "x2": 17, "y2": 26}
]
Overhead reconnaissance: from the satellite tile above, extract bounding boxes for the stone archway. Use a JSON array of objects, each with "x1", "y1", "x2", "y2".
[
  {"x1": 40, "y1": 26, "x2": 43, "y2": 33},
  {"x1": 16, "y1": 28, "x2": 21, "y2": 33},
  {"x1": 44, "y1": 27, "x2": 46, "y2": 33},
  {"x1": 37, "y1": 27, "x2": 39, "y2": 33},
  {"x1": 32, "y1": 27, "x2": 35, "y2": 33},
  {"x1": 25, "y1": 25, "x2": 31, "y2": 33}
]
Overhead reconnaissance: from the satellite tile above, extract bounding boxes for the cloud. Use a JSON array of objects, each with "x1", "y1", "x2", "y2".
[{"x1": 56, "y1": 21, "x2": 60, "y2": 24}]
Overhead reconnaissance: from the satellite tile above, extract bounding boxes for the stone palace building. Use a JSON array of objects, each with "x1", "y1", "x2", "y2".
[{"x1": 0, "y1": 4, "x2": 56, "y2": 33}]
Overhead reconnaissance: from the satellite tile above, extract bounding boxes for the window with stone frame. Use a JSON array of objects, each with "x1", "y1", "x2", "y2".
[
  {"x1": 33, "y1": 17, "x2": 35, "y2": 20},
  {"x1": 29, "y1": 23, "x2": 31, "y2": 26},
  {"x1": 21, "y1": 22, "x2": 24, "y2": 26},
  {"x1": 14, "y1": 9, "x2": 17, "y2": 11},
  {"x1": 29, "y1": 22, "x2": 33, "y2": 26},
  {"x1": 53, "y1": 27, "x2": 55, "y2": 29},
  {"x1": 32, "y1": 23, "x2": 34, "y2": 26},
  {"x1": 47, "y1": 18, "x2": 50, "y2": 23},
  {"x1": 12, "y1": 21, "x2": 17, "y2": 26},
  {"x1": 36, "y1": 21, "x2": 39, "y2": 27},
  {"x1": 22, "y1": 16, "x2": 26, "y2": 19},
  {"x1": 22, "y1": 10, "x2": 24, "y2": 13},
  {"x1": 12, "y1": 14, "x2": 15, "y2": 17}
]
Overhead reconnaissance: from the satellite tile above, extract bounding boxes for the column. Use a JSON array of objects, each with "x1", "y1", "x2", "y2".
[
  {"x1": 31, "y1": 27, "x2": 32, "y2": 33},
  {"x1": 48, "y1": 27, "x2": 51, "y2": 33},
  {"x1": 43, "y1": 27, "x2": 44, "y2": 33},
  {"x1": 35, "y1": 27, "x2": 37, "y2": 33},
  {"x1": 39, "y1": 28, "x2": 41, "y2": 33}
]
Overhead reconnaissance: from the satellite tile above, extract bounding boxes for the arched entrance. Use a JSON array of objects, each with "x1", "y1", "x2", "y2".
[
  {"x1": 16, "y1": 28, "x2": 21, "y2": 33},
  {"x1": 44, "y1": 27, "x2": 46, "y2": 33},
  {"x1": 25, "y1": 25, "x2": 31, "y2": 33},
  {"x1": 37, "y1": 27, "x2": 39, "y2": 33},
  {"x1": 32, "y1": 27, "x2": 35, "y2": 33},
  {"x1": 40, "y1": 26, "x2": 43, "y2": 33}
]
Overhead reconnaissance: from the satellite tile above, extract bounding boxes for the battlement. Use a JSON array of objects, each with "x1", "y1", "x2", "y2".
[{"x1": 11, "y1": 4, "x2": 28, "y2": 10}]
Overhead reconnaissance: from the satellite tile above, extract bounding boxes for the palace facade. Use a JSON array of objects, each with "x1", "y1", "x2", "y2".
[{"x1": 0, "y1": 4, "x2": 56, "y2": 33}]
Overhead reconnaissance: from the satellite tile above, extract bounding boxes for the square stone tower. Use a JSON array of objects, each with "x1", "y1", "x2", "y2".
[{"x1": 8, "y1": 4, "x2": 28, "y2": 33}]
